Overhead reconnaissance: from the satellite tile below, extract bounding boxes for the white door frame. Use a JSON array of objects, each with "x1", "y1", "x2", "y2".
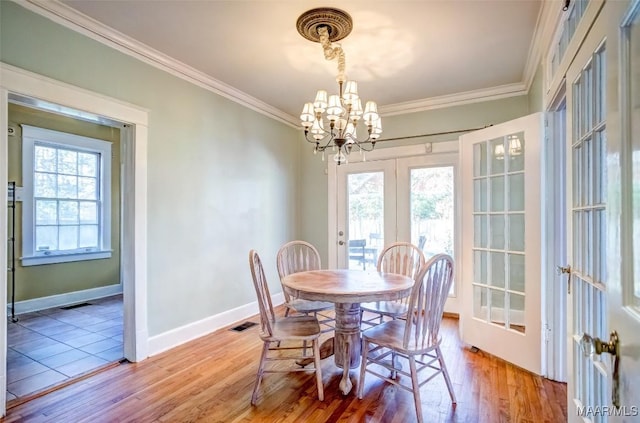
[
  {"x1": 544, "y1": 97, "x2": 568, "y2": 382},
  {"x1": 0, "y1": 63, "x2": 149, "y2": 415}
]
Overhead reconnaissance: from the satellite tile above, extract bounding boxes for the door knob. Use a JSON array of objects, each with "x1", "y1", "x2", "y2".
[
  {"x1": 557, "y1": 265, "x2": 572, "y2": 294},
  {"x1": 580, "y1": 331, "x2": 620, "y2": 408},
  {"x1": 338, "y1": 240, "x2": 344, "y2": 245}
]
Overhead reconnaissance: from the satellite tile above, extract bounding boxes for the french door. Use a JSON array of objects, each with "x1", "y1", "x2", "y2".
[
  {"x1": 331, "y1": 145, "x2": 459, "y2": 312},
  {"x1": 565, "y1": 11, "x2": 608, "y2": 420},
  {"x1": 460, "y1": 112, "x2": 543, "y2": 375},
  {"x1": 565, "y1": 1, "x2": 640, "y2": 420}
]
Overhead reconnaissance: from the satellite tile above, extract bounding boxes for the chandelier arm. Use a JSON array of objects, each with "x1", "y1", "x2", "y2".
[
  {"x1": 303, "y1": 130, "x2": 335, "y2": 152},
  {"x1": 318, "y1": 26, "x2": 346, "y2": 82}
]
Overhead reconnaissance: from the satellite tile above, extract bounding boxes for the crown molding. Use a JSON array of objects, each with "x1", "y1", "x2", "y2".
[
  {"x1": 380, "y1": 82, "x2": 527, "y2": 116},
  {"x1": 17, "y1": 0, "x2": 300, "y2": 128}
]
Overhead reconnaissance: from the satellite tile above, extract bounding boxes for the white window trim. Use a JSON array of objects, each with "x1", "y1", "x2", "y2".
[{"x1": 21, "y1": 124, "x2": 112, "y2": 266}]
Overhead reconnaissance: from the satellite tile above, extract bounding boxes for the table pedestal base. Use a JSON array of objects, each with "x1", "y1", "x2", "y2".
[{"x1": 334, "y1": 302, "x2": 361, "y2": 395}]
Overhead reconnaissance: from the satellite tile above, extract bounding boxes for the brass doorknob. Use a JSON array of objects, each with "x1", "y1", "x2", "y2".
[{"x1": 580, "y1": 331, "x2": 620, "y2": 408}]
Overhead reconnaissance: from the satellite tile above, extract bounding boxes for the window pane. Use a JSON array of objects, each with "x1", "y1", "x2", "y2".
[
  {"x1": 410, "y1": 166, "x2": 454, "y2": 257},
  {"x1": 35, "y1": 226, "x2": 58, "y2": 252},
  {"x1": 79, "y1": 202, "x2": 98, "y2": 224},
  {"x1": 474, "y1": 250, "x2": 487, "y2": 284},
  {"x1": 509, "y1": 293, "x2": 525, "y2": 333},
  {"x1": 473, "y1": 143, "x2": 487, "y2": 177},
  {"x1": 79, "y1": 225, "x2": 98, "y2": 248},
  {"x1": 490, "y1": 138, "x2": 505, "y2": 174},
  {"x1": 34, "y1": 172, "x2": 56, "y2": 197},
  {"x1": 489, "y1": 215, "x2": 505, "y2": 249},
  {"x1": 508, "y1": 213, "x2": 525, "y2": 252},
  {"x1": 35, "y1": 200, "x2": 57, "y2": 225},
  {"x1": 490, "y1": 176, "x2": 505, "y2": 212},
  {"x1": 507, "y1": 132, "x2": 525, "y2": 172},
  {"x1": 508, "y1": 174, "x2": 525, "y2": 211},
  {"x1": 473, "y1": 285, "x2": 488, "y2": 320},
  {"x1": 347, "y1": 172, "x2": 383, "y2": 270},
  {"x1": 59, "y1": 201, "x2": 79, "y2": 224},
  {"x1": 78, "y1": 177, "x2": 97, "y2": 200},
  {"x1": 509, "y1": 253, "x2": 525, "y2": 293},
  {"x1": 57, "y1": 149, "x2": 78, "y2": 175},
  {"x1": 34, "y1": 146, "x2": 57, "y2": 172},
  {"x1": 78, "y1": 152, "x2": 98, "y2": 177},
  {"x1": 59, "y1": 225, "x2": 78, "y2": 250},
  {"x1": 474, "y1": 215, "x2": 487, "y2": 248},
  {"x1": 474, "y1": 179, "x2": 487, "y2": 212},
  {"x1": 57, "y1": 175, "x2": 78, "y2": 199},
  {"x1": 489, "y1": 288, "x2": 505, "y2": 327},
  {"x1": 490, "y1": 252, "x2": 505, "y2": 288}
]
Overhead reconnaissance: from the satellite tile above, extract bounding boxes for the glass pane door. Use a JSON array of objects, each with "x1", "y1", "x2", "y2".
[
  {"x1": 460, "y1": 112, "x2": 543, "y2": 375},
  {"x1": 566, "y1": 27, "x2": 608, "y2": 420}
]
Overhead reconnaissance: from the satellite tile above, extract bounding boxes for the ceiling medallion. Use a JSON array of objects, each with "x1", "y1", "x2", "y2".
[{"x1": 296, "y1": 7, "x2": 353, "y2": 43}]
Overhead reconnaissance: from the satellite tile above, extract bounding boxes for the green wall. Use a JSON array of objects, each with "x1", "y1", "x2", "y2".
[
  {"x1": 7, "y1": 104, "x2": 121, "y2": 301},
  {"x1": 528, "y1": 64, "x2": 544, "y2": 113},
  {"x1": 1, "y1": 2, "x2": 300, "y2": 336}
]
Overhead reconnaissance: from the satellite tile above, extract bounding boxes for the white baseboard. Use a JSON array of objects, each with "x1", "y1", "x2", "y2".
[
  {"x1": 147, "y1": 293, "x2": 285, "y2": 356},
  {"x1": 7, "y1": 284, "x2": 123, "y2": 316}
]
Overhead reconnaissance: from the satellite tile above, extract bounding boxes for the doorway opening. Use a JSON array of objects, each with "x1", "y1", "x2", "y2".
[{"x1": 5, "y1": 98, "x2": 125, "y2": 402}]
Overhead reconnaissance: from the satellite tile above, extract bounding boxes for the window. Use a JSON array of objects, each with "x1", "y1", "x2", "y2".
[{"x1": 21, "y1": 125, "x2": 112, "y2": 266}]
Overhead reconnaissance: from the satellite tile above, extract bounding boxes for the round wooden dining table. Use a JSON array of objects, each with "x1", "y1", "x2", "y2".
[{"x1": 281, "y1": 269, "x2": 414, "y2": 395}]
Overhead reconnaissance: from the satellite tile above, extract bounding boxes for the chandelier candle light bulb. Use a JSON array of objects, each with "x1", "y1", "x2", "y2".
[{"x1": 297, "y1": 7, "x2": 382, "y2": 165}]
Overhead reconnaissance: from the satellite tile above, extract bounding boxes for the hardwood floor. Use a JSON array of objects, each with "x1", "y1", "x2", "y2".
[{"x1": 2, "y1": 309, "x2": 567, "y2": 423}]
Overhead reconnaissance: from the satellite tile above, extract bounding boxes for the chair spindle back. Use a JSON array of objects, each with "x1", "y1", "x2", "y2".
[
  {"x1": 403, "y1": 254, "x2": 454, "y2": 350},
  {"x1": 249, "y1": 250, "x2": 276, "y2": 338},
  {"x1": 377, "y1": 242, "x2": 425, "y2": 280}
]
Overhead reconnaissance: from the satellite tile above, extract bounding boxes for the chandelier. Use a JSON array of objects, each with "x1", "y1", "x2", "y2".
[{"x1": 296, "y1": 8, "x2": 382, "y2": 165}]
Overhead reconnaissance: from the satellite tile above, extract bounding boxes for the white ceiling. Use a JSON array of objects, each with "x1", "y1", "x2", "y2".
[{"x1": 54, "y1": 0, "x2": 548, "y2": 125}]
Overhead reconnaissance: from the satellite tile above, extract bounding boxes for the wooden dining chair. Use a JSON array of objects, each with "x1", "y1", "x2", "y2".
[
  {"x1": 357, "y1": 254, "x2": 456, "y2": 423},
  {"x1": 248, "y1": 250, "x2": 324, "y2": 405},
  {"x1": 276, "y1": 241, "x2": 334, "y2": 332},
  {"x1": 360, "y1": 242, "x2": 426, "y2": 327}
]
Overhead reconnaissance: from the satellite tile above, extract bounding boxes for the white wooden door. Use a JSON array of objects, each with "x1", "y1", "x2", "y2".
[
  {"x1": 460, "y1": 112, "x2": 544, "y2": 375},
  {"x1": 613, "y1": 0, "x2": 640, "y2": 417},
  {"x1": 566, "y1": 1, "x2": 640, "y2": 420}
]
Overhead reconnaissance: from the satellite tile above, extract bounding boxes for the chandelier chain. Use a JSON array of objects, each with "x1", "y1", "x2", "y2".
[{"x1": 318, "y1": 27, "x2": 346, "y2": 83}]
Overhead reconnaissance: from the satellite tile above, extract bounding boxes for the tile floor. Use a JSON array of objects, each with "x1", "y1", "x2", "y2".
[{"x1": 6, "y1": 295, "x2": 123, "y2": 401}]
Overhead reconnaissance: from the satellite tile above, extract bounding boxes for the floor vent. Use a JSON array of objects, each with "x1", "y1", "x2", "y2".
[
  {"x1": 230, "y1": 321, "x2": 258, "y2": 332},
  {"x1": 60, "y1": 302, "x2": 92, "y2": 310}
]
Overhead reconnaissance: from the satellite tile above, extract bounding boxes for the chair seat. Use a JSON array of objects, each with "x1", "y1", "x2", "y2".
[
  {"x1": 287, "y1": 298, "x2": 334, "y2": 313},
  {"x1": 361, "y1": 300, "x2": 408, "y2": 318},
  {"x1": 264, "y1": 315, "x2": 321, "y2": 342},
  {"x1": 362, "y1": 319, "x2": 439, "y2": 353}
]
